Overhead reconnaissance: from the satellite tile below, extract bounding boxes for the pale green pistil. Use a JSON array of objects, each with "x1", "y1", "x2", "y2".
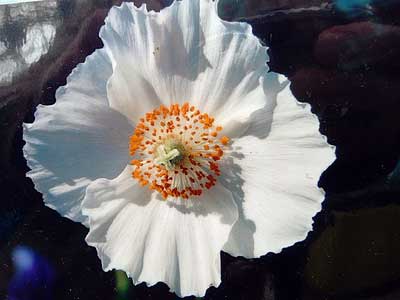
[{"x1": 155, "y1": 144, "x2": 182, "y2": 170}]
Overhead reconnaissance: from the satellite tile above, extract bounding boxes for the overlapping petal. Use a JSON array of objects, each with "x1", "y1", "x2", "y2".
[
  {"x1": 82, "y1": 166, "x2": 238, "y2": 297},
  {"x1": 101, "y1": 0, "x2": 269, "y2": 136},
  {"x1": 222, "y1": 76, "x2": 335, "y2": 258},
  {"x1": 23, "y1": 49, "x2": 133, "y2": 224}
]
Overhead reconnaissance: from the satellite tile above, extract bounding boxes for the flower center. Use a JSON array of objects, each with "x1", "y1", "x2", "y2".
[
  {"x1": 154, "y1": 143, "x2": 183, "y2": 170},
  {"x1": 129, "y1": 103, "x2": 230, "y2": 199}
]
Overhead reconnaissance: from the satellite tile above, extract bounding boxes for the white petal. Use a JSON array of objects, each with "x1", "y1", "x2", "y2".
[
  {"x1": 100, "y1": 0, "x2": 269, "y2": 133},
  {"x1": 23, "y1": 49, "x2": 133, "y2": 224},
  {"x1": 82, "y1": 166, "x2": 238, "y2": 297},
  {"x1": 222, "y1": 76, "x2": 335, "y2": 258}
]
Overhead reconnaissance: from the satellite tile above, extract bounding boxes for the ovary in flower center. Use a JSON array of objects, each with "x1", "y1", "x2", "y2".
[
  {"x1": 129, "y1": 103, "x2": 230, "y2": 199},
  {"x1": 154, "y1": 142, "x2": 184, "y2": 170}
]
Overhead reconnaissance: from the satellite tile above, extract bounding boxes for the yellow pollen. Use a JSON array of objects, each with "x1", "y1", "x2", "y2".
[{"x1": 129, "y1": 103, "x2": 229, "y2": 200}]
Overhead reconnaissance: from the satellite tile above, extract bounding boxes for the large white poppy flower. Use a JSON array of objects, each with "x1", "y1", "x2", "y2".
[{"x1": 23, "y1": 0, "x2": 335, "y2": 297}]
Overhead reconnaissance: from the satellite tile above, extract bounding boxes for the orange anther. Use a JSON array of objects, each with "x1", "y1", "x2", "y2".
[
  {"x1": 129, "y1": 103, "x2": 230, "y2": 200},
  {"x1": 220, "y1": 136, "x2": 230, "y2": 145}
]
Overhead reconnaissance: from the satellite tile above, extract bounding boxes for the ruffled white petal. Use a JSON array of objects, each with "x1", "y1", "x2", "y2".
[
  {"x1": 222, "y1": 76, "x2": 335, "y2": 258},
  {"x1": 101, "y1": 0, "x2": 269, "y2": 135},
  {"x1": 82, "y1": 166, "x2": 238, "y2": 298},
  {"x1": 23, "y1": 49, "x2": 133, "y2": 224}
]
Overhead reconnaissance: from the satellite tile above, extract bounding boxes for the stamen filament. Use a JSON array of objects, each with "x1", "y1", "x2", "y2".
[{"x1": 129, "y1": 103, "x2": 230, "y2": 199}]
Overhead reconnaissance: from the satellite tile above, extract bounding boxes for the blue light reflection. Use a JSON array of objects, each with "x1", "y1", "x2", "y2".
[
  {"x1": 8, "y1": 246, "x2": 55, "y2": 300},
  {"x1": 334, "y1": 0, "x2": 373, "y2": 15}
]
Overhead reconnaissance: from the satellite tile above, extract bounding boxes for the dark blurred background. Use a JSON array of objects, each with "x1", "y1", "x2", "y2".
[{"x1": 0, "y1": 0, "x2": 400, "y2": 299}]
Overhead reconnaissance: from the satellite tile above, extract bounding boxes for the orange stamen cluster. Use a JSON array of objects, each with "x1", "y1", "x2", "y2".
[{"x1": 129, "y1": 103, "x2": 230, "y2": 199}]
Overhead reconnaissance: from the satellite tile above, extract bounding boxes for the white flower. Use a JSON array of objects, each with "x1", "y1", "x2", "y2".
[{"x1": 23, "y1": 0, "x2": 335, "y2": 297}]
